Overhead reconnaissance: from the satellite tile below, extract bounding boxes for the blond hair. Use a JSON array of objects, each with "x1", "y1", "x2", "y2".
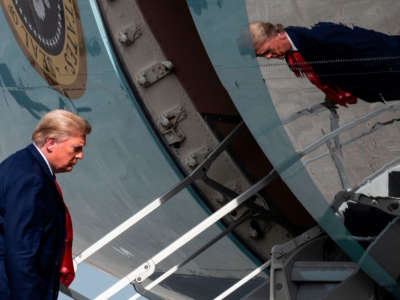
[
  {"x1": 32, "y1": 110, "x2": 91, "y2": 146},
  {"x1": 249, "y1": 22, "x2": 285, "y2": 48}
]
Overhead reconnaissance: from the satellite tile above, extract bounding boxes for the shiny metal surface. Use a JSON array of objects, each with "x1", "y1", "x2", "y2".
[
  {"x1": 96, "y1": 0, "x2": 295, "y2": 266},
  {"x1": 186, "y1": 0, "x2": 400, "y2": 297},
  {"x1": 0, "y1": 1, "x2": 267, "y2": 299},
  {"x1": 4, "y1": 0, "x2": 400, "y2": 298}
]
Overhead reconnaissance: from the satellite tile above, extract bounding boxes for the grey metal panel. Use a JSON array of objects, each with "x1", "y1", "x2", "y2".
[
  {"x1": 243, "y1": 280, "x2": 270, "y2": 300},
  {"x1": 291, "y1": 261, "x2": 357, "y2": 282},
  {"x1": 321, "y1": 271, "x2": 375, "y2": 300}
]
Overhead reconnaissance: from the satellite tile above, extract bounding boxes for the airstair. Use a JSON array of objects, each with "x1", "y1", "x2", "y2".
[
  {"x1": 61, "y1": 121, "x2": 275, "y2": 299},
  {"x1": 61, "y1": 113, "x2": 400, "y2": 299},
  {"x1": 56, "y1": 1, "x2": 400, "y2": 298}
]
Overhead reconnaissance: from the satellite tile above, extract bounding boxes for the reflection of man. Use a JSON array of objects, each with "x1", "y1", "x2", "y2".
[
  {"x1": 0, "y1": 110, "x2": 91, "y2": 299},
  {"x1": 249, "y1": 22, "x2": 400, "y2": 106}
]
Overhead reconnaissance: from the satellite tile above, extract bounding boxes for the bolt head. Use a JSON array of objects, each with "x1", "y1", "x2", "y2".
[
  {"x1": 118, "y1": 32, "x2": 128, "y2": 44},
  {"x1": 389, "y1": 202, "x2": 399, "y2": 211},
  {"x1": 249, "y1": 228, "x2": 258, "y2": 239},
  {"x1": 160, "y1": 116, "x2": 170, "y2": 128},
  {"x1": 186, "y1": 156, "x2": 198, "y2": 168},
  {"x1": 137, "y1": 74, "x2": 147, "y2": 86},
  {"x1": 161, "y1": 61, "x2": 173, "y2": 70}
]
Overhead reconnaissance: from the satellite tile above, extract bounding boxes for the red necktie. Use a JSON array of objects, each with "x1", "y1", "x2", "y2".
[
  {"x1": 54, "y1": 176, "x2": 75, "y2": 287},
  {"x1": 286, "y1": 51, "x2": 357, "y2": 107}
]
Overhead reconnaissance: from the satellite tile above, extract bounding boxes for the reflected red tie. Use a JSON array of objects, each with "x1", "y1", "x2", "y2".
[
  {"x1": 286, "y1": 51, "x2": 357, "y2": 107},
  {"x1": 54, "y1": 176, "x2": 75, "y2": 287}
]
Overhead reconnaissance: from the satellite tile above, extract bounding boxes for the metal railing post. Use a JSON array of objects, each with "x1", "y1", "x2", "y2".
[{"x1": 128, "y1": 211, "x2": 251, "y2": 300}]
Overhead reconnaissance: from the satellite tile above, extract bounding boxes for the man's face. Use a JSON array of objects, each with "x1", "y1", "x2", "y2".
[
  {"x1": 46, "y1": 133, "x2": 86, "y2": 173},
  {"x1": 255, "y1": 33, "x2": 291, "y2": 60}
]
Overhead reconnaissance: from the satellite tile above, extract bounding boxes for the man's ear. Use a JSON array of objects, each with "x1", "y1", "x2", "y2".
[
  {"x1": 45, "y1": 138, "x2": 57, "y2": 151},
  {"x1": 278, "y1": 32, "x2": 286, "y2": 40}
]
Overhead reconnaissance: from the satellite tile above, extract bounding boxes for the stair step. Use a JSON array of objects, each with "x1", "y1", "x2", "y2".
[{"x1": 291, "y1": 261, "x2": 358, "y2": 282}]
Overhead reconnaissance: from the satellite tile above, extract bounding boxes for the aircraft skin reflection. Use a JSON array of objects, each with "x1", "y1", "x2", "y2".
[
  {"x1": 4, "y1": 0, "x2": 400, "y2": 298},
  {"x1": 0, "y1": 63, "x2": 50, "y2": 119},
  {"x1": 0, "y1": 64, "x2": 92, "y2": 119},
  {"x1": 247, "y1": 22, "x2": 400, "y2": 107},
  {"x1": 185, "y1": 0, "x2": 400, "y2": 297}
]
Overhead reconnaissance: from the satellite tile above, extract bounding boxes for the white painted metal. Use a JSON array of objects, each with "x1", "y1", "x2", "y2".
[
  {"x1": 356, "y1": 160, "x2": 400, "y2": 197},
  {"x1": 128, "y1": 213, "x2": 250, "y2": 299},
  {"x1": 128, "y1": 265, "x2": 179, "y2": 300},
  {"x1": 213, "y1": 260, "x2": 271, "y2": 300},
  {"x1": 94, "y1": 172, "x2": 274, "y2": 300},
  {"x1": 74, "y1": 198, "x2": 164, "y2": 265}
]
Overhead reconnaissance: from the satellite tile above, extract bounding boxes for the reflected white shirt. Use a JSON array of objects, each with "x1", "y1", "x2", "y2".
[
  {"x1": 285, "y1": 32, "x2": 298, "y2": 51},
  {"x1": 33, "y1": 143, "x2": 53, "y2": 176}
]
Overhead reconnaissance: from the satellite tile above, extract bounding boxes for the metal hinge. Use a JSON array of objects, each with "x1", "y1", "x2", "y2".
[
  {"x1": 137, "y1": 61, "x2": 174, "y2": 87},
  {"x1": 158, "y1": 105, "x2": 186, "y2": 147},
  {"x1": 118, "y1": 24, "x2": 142, "y2": 46}
]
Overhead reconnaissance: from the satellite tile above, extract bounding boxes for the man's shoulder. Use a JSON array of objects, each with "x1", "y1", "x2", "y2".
[
  {"x1": 286, "y1": 22, "x2": 361, "y2": 58},
  {"x1": 0, "y1": 145, "x2": 44, "y2": 180},
  {"x1": 286, "y1": 22, "x2": 348, "y2": 36},
  {"x1": 1, "y1": 145, "x2": 32, "y2": 166},
  {"x1": 287, "y1": 22, "x2": 391, "y2": 40}
]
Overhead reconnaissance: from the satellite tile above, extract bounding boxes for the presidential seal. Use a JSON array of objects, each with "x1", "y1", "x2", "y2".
[{"x1": 0, "y1": 0, "x2": 87, "y2": 99}]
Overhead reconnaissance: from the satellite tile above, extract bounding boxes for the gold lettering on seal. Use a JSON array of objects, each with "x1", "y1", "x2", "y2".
[{"x1": 1, "y1": 0, "x2": 86, "y2": 98}]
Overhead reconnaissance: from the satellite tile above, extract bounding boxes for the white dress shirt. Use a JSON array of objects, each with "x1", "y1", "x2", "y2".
[
  {"x1": 285, "y1": 32, "x2": 298, "y2": 51},
  {"x1": 33, "y1": 143, "x2": 54, "y2": 176}
]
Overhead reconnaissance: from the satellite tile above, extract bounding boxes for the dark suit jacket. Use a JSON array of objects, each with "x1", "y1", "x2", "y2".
[
  {"x1": 286, "y1": 22, "x2": 400, "y2": 102},
  {"x1": 0, "y1": 144, "x2": 66, "y2": 300}
]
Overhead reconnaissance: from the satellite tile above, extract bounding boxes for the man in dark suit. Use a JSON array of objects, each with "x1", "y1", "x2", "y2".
[
  {"x1": 249, "y1": 21, "x2": 400, "y2": 106},
  {"x1": 0, "y1": 109, "x2": 91, "y2": 300}
]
